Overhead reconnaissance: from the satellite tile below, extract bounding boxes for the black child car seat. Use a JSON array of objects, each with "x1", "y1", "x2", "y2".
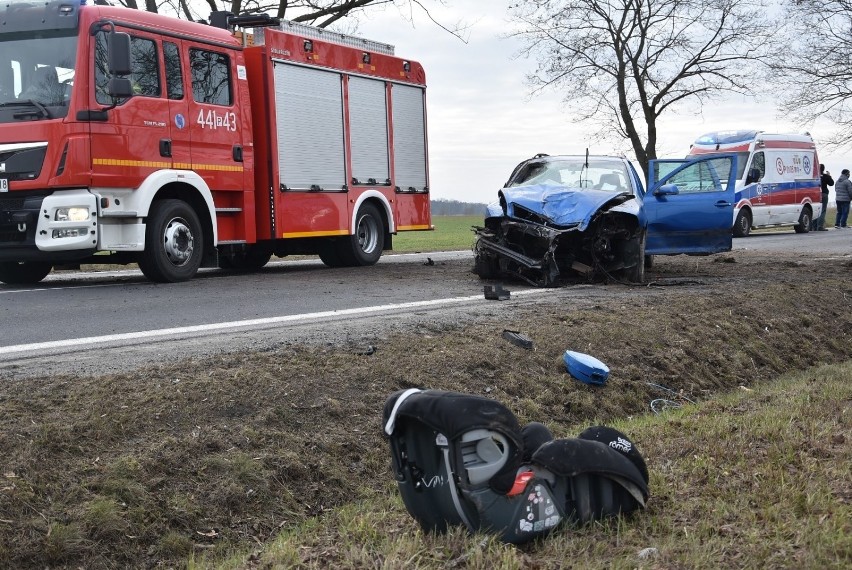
[{"x1": 383, "y1": 389, "x2": 649, "y2": 544}]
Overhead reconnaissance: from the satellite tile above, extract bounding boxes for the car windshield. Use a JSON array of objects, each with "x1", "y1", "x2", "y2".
[
  {"x1": 509, "y1": 158, "x2": 631, "y2": 192},
  {"x1": 0, "y1": 30, "x2": 78, "y2": 122}
]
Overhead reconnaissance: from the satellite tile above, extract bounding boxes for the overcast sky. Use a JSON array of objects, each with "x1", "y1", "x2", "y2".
[{"x1": 350, "y1": 0, "x2": 844, "y2": 204}]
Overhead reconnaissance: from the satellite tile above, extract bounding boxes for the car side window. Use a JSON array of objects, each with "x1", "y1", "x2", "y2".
[
  {"x1": 189, "y1": 48, "x2": 231, "y2": 106},
  {"x1": 747, "y1": 151, "x2": 765, "y2": 183},
  {"x1": 664, "y1": 160, "x2": 728, "y2": 194},
  {"x1": 752, "y1": 152, "x2": 765, "y2": 177},
  {"x1": 94, "y1": 32, "x2": 160, "y2": 104}
]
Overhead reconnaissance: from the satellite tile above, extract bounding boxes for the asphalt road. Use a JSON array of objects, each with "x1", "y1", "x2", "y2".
[{"x1": 0, "y1": 228, "x2": 848, "y2": 376}]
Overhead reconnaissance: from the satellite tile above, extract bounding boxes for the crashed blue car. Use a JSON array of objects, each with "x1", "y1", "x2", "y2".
[{"x1": 473, "y1": 153, "x2": 737, "y2": 286}]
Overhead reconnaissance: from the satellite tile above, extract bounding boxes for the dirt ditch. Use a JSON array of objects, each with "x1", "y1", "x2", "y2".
[{"x1": 1, "y1": 249, "x2": 851, "y2": 568}]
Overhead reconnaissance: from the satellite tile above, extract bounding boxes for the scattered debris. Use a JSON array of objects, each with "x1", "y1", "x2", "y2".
[
  {"x1": 637, "y1": 547, "x2": 659, "y2": 560},
  {"x1": 650, "y1": 399, "x2": 682, "y2": 414},
  {"x1": 423, "y1": 257, "x2": 434, "y2": 266},
  {"x1": 646, "y1": 382, "x2": 696, "y2": 413},
  {"x1": 484, "y1": 284, "x2": 510, "y2": 300},
  {"x1": 563, "y1": 351, "x2": 609, "y2": 385},
  {"x1": 355, "y1": 345, "x2": 376, "y2": 356},
  {"x1": 501, "y1": 330, "x2": 533, "y2": 350}
]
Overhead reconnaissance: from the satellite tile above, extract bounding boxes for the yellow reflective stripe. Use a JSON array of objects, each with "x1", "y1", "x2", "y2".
[
  {"x1": 93, "y1": 158, "x2": 171, "y2": 168},
  {"x1": 282, "y1": 229, "x2": 349, "y2": 238},
  {"x1": 397, "y1": 224, "x2": 432, "y2": 231},
  {"x1": 93, "y1": 159, "x2": 243, "y2": 172},
  {"x1": 174, "y1": 163, "x2": 243, "y2": 172}
]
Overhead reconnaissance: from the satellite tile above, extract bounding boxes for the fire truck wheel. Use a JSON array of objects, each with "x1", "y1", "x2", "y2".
[
  {"x1": 138, "y1": 199, "x2": 203, "y2": 283},
  {"x1": 0, "y1": 261, "x2": 53, "y2": 284},
  {"x1": 219, "y1": 247, "x2": 271, "y2": 271},
  {"x1": 733, "y1": 209, "x2": 751, "y2": 237},
  {"x1": 318, "y1": 241, "x2": 347, "y2": 267},
  {"x1": 342, "y1": 203, "x2": 384, "y2": 266},
  {"x1": 794, "y1": 207, "x2": 812, "y2": 234}
]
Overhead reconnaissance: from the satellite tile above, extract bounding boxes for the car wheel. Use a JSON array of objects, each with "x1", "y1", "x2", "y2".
[
  {"x1": 0, "y1": 261, "x2": 53, "y2": 284},
  {"x1": 733, "y1": 209, "x2": 751, "y2": 237},
  {"x1": 138, "y1": 199, "x2": 203, "y2": 283},
  {"x1": 794, "y1": 207, "x2": 812, "y2": 234},
  {"x1": 623, "y1": 232, "x2": 646, "y2": 284},
  {"x1": 473, "y1": 252, "x2": 500, "y2": 279},
  {"x1": 340, "y1": 203, "x2": 384, "y2": 266}
]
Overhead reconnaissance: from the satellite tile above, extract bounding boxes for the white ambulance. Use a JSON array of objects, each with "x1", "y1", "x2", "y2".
[{"x1": 687, "y1": 130, "x2": 821, "y2": 236}]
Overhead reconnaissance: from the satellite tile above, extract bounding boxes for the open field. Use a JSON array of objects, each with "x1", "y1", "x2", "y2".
[
  {"x1": 1, "y1": 222, "x2": 851, "y2": 568},
  {"x1": 393, "y1": 215, "x2": 481, "y2": 253}
]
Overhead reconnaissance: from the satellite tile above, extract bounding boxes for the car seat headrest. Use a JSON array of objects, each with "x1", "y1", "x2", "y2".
[{"x1": 599, "y1": 173, "x2": 621, "y2": 188}]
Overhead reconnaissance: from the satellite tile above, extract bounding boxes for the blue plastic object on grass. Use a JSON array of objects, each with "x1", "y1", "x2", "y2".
[{"x1": 563, "y1": 351, "x2": 609, "y2": 386}]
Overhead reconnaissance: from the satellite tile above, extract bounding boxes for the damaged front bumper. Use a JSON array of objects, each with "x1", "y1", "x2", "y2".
[{"x1": 473, "y1": 211, "x2": 643, "y2": 287}]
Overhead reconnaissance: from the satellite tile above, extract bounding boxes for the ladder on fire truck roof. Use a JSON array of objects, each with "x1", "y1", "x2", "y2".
[{"x1": 257, "y1": 19, "x2": 395, "y2": 56}]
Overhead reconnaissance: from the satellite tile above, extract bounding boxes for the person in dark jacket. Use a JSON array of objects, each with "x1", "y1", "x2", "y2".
[
  {"x1": 833, "y1": 169, "x2": 852, "y2": 228},
  {"x1": 813, "y1": 164, "x2": 833, "y2": 230}
]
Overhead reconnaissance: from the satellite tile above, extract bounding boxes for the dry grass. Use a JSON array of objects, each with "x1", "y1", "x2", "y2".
[
  {"x1": 227, "y1": 363, "x2": 850, "y2": 569},
  {"x1": 1, "y1": 251, "x2": 851, "y2": 568}
]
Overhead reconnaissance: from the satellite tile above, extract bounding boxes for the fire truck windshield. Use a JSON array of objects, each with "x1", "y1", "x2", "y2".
[{"x1": 0, "y1": 31, "x2": 78, "y2": 122}]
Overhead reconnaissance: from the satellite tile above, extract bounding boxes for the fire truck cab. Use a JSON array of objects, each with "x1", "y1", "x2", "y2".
[
  {"x1": 687, "y1": 130, "x2": 820, "y2": 236},
  {"x1": 0, "y1": 1, "x2": 431, "y2": 284}
]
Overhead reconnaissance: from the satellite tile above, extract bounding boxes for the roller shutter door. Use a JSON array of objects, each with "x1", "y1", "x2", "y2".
[
  {"x1": 391, "y1": 84, "x2": 427, "y2": 192},
  {"x1": 349, "y1": 76, "x2": 389, "y2": 185},
  {"x1": 274, "y1": 64, "x2": 345, "y2": 190}
]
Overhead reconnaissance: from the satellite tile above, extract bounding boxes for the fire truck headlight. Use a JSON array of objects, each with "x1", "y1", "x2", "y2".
[{"x1": 55, "y1": 207, "x2": 90, "y2": 222}]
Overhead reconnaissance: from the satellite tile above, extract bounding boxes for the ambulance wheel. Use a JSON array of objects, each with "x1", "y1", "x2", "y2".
[
  {"x1": 0, "y1": 261, "x2": 52, "y2": 284},
  {"x1": 138, "y1": 199, "x2": 203, "y2": 283},
  {"x1": 794, "y1": 207, "x2": 812, "y2": 234},
  {"x1": 733, "y1": 209, "x2": 751, "y2": 237},
  {"x1": 341, "y1": 203, "x2": 384, "y2": 266}
]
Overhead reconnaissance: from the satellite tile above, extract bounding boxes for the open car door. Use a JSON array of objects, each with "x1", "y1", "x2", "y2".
[{"x1": 644, "y1": 155, "x2": 737, "y2": 255}]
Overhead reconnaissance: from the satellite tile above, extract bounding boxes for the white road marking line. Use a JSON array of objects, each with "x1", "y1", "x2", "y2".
[{"x1": 0, "y1": 288, "x2": 550, "y2": 355}]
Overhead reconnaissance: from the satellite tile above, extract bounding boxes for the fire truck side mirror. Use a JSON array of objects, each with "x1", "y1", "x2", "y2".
[
  {"x1": 108, "y1": 31, "x2": 132, "y2": 76},
  {"x1": 107, "y1": 77, "x2": 133, "y2": 98}
]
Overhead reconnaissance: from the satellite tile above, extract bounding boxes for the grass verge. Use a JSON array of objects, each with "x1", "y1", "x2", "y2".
[
  {"x1": 210, "y1": 362, "x2": 852, "y2": 569},
  {"x1": 392, "y1": 215, "x2": 480, "y2": 253}
]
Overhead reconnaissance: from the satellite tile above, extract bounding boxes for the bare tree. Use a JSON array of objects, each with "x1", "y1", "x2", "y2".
[
  {"x1": 777, "y1": 0, "x2": 852, "y2": 148},
  {"x1": 509, "y1": 0, "x2": 781, "y2": 176},
  {"x1": 115, "y1": 0, "x2": 466, "y2": 34}
]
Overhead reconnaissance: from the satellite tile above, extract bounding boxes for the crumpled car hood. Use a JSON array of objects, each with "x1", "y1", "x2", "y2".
[{"x1": 487, "y1": 184, "x2": 635, "y2": 230}]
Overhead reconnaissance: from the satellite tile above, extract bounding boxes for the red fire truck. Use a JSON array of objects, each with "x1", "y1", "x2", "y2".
[{"x1": 0, "y1": 2, "x2": 431, "y2": 284}]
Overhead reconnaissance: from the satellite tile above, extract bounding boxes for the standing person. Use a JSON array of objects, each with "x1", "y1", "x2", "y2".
[
  {"x1": 814, "y1": 164, "x2": 833, "y2": 230},
  {"x1": 834, "y1": 168, "x2": 852, "y2": 228}
]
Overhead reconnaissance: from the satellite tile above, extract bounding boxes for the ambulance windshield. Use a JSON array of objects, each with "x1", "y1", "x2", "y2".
[{"x1": 0, "y1": 31, "x2": 77, "y2": 121}]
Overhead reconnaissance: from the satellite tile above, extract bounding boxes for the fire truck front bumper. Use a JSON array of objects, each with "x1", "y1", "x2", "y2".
[{"x1": 0, "y1": 189, "x2": 98, "y2": 261}]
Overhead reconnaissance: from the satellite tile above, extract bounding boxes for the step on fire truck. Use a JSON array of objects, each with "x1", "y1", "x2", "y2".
[{"x1": 0, "y1": 1, "x2": 431, "y2": 284}]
